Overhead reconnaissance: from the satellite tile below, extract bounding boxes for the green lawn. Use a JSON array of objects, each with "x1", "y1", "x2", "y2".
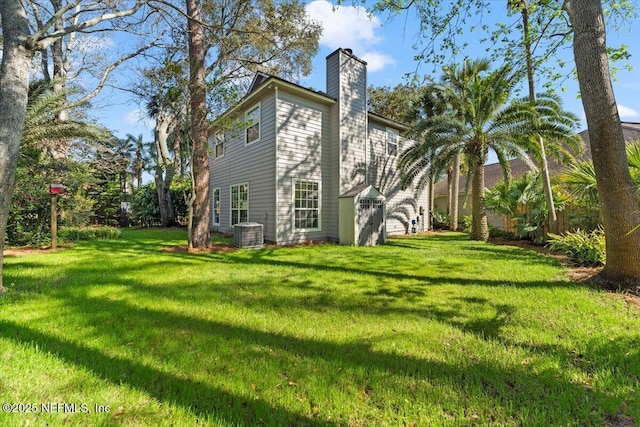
[{"x1": 1, "y1": 229, "x2": 638, "y2": 426}]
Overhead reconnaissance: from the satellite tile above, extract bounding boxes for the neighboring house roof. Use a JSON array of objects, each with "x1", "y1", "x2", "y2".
[
  {"x1": 578, "y1": 122, "x2": 640, "y2": 158},
  {"x1": 434, "y1": 121, "x2": 640, "y2": 197}
]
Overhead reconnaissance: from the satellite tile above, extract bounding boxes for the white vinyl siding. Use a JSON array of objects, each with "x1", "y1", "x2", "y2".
[
  {"x1": 294, "y1": 179, "x2": 321, "y2": 231},
  {"x1": 213, "y1": 188, "x2": 220, "y2": 225},
  {"x1": 230, "y1": 183, "x2": 249, "y2": 225},
  {"x1": 209, "y1": 93, "x2": 276, "y2": 241},
  {"x1": 368, "y1": 119, "x2": 430, "y2": 235},
  {"x1": 245, "y1": 103, "x2": 261, "y2": 144},
  {"x1": 275, "y1": 92, "x2": 329, "y2": 243},
  {"x1": 327, "y1": 50, "x2": 367, "y2": 195}
]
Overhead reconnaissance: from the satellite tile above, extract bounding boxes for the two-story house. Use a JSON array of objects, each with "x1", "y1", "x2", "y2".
[{"x1": 208, "y1": 48, "x2": 429, "y2": 245}]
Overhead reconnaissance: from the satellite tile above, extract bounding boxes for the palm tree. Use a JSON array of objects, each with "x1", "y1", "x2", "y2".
[
  {"x1": 401, "y1": 59, "x2": 581, "y2": 241},
  {"x1": 402, "y1": 64, "x2": 486, "y2": 231},
  {"x1": 125, "y1": 133, "x2": 150, "y2": 190},
  {"x1": 23, "y1": 80, "x2": 111, "y2": 155},
  {"x1": 562, "y1": 139, "x2": 640, "y2": 207}
]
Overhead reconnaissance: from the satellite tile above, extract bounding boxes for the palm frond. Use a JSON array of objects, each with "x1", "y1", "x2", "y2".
[{"x1": 561, "y1": 161, "x2": 599, "y2": 206}]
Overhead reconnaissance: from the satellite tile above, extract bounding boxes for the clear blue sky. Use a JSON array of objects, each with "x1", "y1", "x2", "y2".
[{"x1": 95, "y1": 0, "x2": 640, "y2": 143}]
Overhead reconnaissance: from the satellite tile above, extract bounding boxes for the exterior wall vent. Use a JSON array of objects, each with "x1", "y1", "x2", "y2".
[{"x1": 233, "y1": 222, "x2": 264, "y2": 248}]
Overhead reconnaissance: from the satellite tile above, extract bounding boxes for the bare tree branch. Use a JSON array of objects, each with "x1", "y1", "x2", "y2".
[
  {"x1": 68, "y1": 40, "x2": 161, "y2": 108},
  {"x1": 30, "y1": 0, "x2": 150, "y2": 50}
]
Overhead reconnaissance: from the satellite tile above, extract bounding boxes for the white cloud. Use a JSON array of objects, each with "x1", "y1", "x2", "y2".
[
  {"x1": 125, "y1": 109, "x2": 154, "y2": 129},
  {"x1": 618, "y1": 104, "x2": 640, "y2": 119},
  {"x1": 361, "y1": 52, "x2": 396, "y2": 72},
  {"x1": 306, "y1": 0, "x2": 394, "y2": 73},
  {"x1": 306, "y1": 0, "x2": 380, "y2": 48}
]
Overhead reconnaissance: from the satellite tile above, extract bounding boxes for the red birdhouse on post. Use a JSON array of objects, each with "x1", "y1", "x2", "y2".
[{"x1": 49, "y1": 183, "x2": 64, "y2": 195}]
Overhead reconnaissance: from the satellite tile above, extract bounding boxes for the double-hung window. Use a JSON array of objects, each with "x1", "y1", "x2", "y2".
[
  {"x1": 230, "y1": 183, "x2": 249, "y2": 225},
  {"x1": 245, "y1": 104, "x2": 261, "y2": 144},
  {"x1": 212, "y1": 188, "x2": 220, "y2": 225},
  {"x1": 387, "y1": 128, "x2": 399, "y2": 156},
  {"x1": 294, "y1": 180, "x2": 320, "y2": 230}
]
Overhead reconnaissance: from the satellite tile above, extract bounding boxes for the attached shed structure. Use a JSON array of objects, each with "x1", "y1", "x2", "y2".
[{"x1": 339, "y1": 185, "x2": 386, "y2": 246}]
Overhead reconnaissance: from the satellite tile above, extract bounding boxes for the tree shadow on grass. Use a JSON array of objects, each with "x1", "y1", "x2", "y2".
[
  {"x1": 219, "y1": 251, "x2": 573, "y2": 290},
  {"x1": 3, "y1": 293, "x2": 636, "y2": 425},
  {"x1": 0, "y1": 318, "x2": 335, "y2": 427}
]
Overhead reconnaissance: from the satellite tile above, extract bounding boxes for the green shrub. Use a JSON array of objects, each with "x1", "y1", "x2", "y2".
[
  {"x1": 130, "y1": 182, "x2": 190, "y2": 227},
  {"x1": 431, "y1": 209, "x2": 449, "y2": 230},
  {"x1": 489, "y1": 226, "x2": 518, "y2": 240},
  {"x1": 58, "y1": 226, "x2": 121, "y2": 242},
  {"x1": 459, "y1": 215, "x2": 472, "y2": 232},
  {"x1": 547, "y1": 228, "x2": 605, "y2": 266}
]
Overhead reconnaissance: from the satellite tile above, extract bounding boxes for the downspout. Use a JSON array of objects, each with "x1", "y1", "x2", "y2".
[
  {"x1": 364, "y1": 66, "x2": 368, "y2": 186},
  {"x1": 273, "y1": 84, "x2": 279, "y2": 243}
]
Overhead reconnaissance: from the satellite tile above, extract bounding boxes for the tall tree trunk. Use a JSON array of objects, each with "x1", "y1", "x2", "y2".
[
  {"x1": 566, "y1": 0, "x2": 640, "y2": 287},
  {"x1": 187, "y1": 0, "x2": 211, "y2": 248},
  {"x1": 49, "y1": 0, "x2": 70, "y2": 163},
  {"x1": 471, "y1": 162, "x2": 488, "y2": 241},
  {"x1": 0, "y1": 1, "x2": 33, "y2": 292},
  {"x1": 154, "y1": 112, "x2": 176, "y2": 227},
  {"x1": 154, "y1": 165, "x2": 175, "y2": 227},
  {"x1": 449, "y1": 152, "x2": 460, "y2": 231},
  {"x1": 519, "y1": 1, "x2": 557, "y2": 229},
  {"x1": 447, "y1": 167, "x2": 453, "y2": 216},
  {"x1": 428, "y1": 174, "x2": 435, "y2": 230}
]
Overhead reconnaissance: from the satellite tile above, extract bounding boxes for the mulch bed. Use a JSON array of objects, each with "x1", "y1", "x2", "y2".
[
  {"x1": 3, "y1": 244, "x2": 71, "y2": 257},
  {"x1": 488, "y1": 236, "x2": 603, "y2": 282},
  {"x1": 489, "y1": 237, "x2": 640, "y2": 309}
]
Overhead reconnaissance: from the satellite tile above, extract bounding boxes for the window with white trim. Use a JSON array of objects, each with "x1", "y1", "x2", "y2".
[
  {"x1": 387, "y1": 128, "x2": 399, "y2": 156},
  {"x1": 294, "y1": 180, "x2": 320, "y2": 230},
  {"x1": 212, "y1": 188, "x2": 220, "y2": 225},
  {"x1": 245, "y1": 103, "x2": 261, "y2": 144},
  {"x1": 214, "y1": 133, "x2": 224, "y2": 157},
  {"x1": 230, "y1": 183, "x2": 248, "y2": 225}
]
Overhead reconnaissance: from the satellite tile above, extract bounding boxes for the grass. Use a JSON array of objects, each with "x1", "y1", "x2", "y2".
[{"x1": 0, "y1": 229, "x2": 638, "y2": 426}]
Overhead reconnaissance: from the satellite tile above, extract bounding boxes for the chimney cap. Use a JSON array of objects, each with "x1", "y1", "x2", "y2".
[{"x1": 343, "y1": 48, "x2": 353, "y2": 55}]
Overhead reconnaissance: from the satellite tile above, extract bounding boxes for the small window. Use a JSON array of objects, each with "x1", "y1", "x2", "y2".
[
  {"x1": 215, "y1": 133, "x2": 224, "y2": 157},
  {"x1": 294, "y1": 180, "x2": 320, "y2": 230},
  {"x1": 213, "y1": 188, "x2": 220, "y2": 225},
  {"x1": 387, "y1": 128, "x2": 399, "y2": 156},
  {"x1": 231, "y1": 183, "x2": 249, "y2": 225},
  {"x1": 245, "y1": 104, "x2": 261, "y2": 144}
]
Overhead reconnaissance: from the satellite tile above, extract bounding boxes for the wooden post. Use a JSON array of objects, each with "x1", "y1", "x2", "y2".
[{"x1": 51, "y1": 193, "x2": 58, "y2": 250}]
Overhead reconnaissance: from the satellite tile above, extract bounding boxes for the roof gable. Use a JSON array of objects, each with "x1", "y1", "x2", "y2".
[{"x1": 247, "y1": 72, "x2": 271, "y2": 94}]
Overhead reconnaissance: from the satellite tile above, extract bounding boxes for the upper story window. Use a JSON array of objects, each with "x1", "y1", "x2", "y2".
[
  {"x1": 387, "y1": 128, "x2": 399, "y2": 156},
  {"x1": 245, "y1": 103, "x2": 261, "y2": 144},
  {"x1": 214, "y1": 133, "x2": 225, "y2": 157}
]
